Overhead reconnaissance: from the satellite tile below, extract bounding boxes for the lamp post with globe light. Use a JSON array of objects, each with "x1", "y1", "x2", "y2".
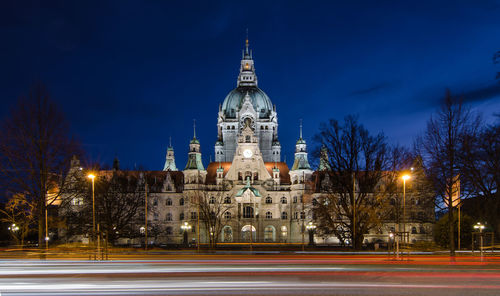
[
  {"x1": 181, "y1": 222, "x2": 192, "y2": 247},
  {"x1": 474, "y1": 222, "x2": 485, "y2": 257},
  {"x1": 306, "y1": 222, "x2": 316, "y2": 246},
  {"x1": 402, "y1": 174, "x2": 410, "y2": 245}
]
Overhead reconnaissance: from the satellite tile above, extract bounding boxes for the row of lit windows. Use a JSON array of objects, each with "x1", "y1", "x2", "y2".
[
  {"x1": 204, "y1": 196, "x2": 303, "y2": 205},
  {"x1": 151, "y1": 196, "x2": 306, "y2": 207},
  {"x1": 225, "y1": 125, "x2": 274, "y2": 130},
  {"x1": 154, "y1": 198, "x2": 185, "y2": 207}
]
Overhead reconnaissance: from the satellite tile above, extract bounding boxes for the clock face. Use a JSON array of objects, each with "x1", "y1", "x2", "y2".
[{"x1": 243, "y1": 149, "x2": 253, "y2": 158}]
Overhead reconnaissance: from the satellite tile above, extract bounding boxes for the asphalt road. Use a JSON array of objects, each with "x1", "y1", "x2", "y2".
[{"x1": 0, "y1": 254, "x2": 499, "y2": 295}]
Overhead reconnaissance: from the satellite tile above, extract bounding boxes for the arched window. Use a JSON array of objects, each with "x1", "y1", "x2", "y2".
[
  {"x1": 166, "y1": 198, "x2": 172, "y2": 206},
  {"x1": 209, "y1": 196, "x2": 216, "y2": 204},
  {"x1": 179, "y1": 213, "x2": 184, "y2": 220},
  {"x1": 243, "y1": 206, "x2": 254, "y2": 218},
  {"x1": 281, "y1": 226, "x2": 288, "y2": 239},
  {"x1": 222, "y1": 226, "x2": 233, "y2": 242},
  {"x1": 280, "y1": 196, "x2": 287, "y2": 204},
  {"x1": 265, "y1": 211, "x2": 273, "y2": 219},
  {"x1": 264, "y1": 225, "x2": 276, "y2": 242},
  {"x1": 419, "y1": 226, "x2": 426, "y2": 234},
  {"x1": 245, "y1": 135, "x2": 251, "y2": 143},
  {"x1": 224, "y1": 196, "x2": 231, "y2": 204},
  {"x1": 411, "y1": 227, "x2": 417, "y2": 234},
  {"x1": 166, "y1": 212, "x2": 172, "y2": 221},
  {"x1": 265, "y1": 196, "x2": 272, "y2": 204},
  {"x1": 179, "y1": 198, "x2": 184, "y2": 206},
  {"x1": 281, "y1": 211, "x2": 288, "y2": 220},
  {"x1": 166, "y1": 226, "x2": 173, "y2": 235},
  {"x1": 241, "y1": 225, "x2": 256, "y2": 242},
  {"x1": 224, "y1": 212, "x2": 232, "y2": 219}
]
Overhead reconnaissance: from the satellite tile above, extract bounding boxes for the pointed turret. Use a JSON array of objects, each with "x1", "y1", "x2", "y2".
[
  {"x1": 291, "y1": 119, "x2": 311, "y2": 171},
  {"x1": 289, "y1": 120, "x2": 312, "y2": 186},
  {"x1": 319, "y1": 144, "x2": 331, "y2": 171},
  {"x1": 237, "y1": 37, "x2": 258, "y2": 87},
  {"x1": 185, "y1": 120, "x2": 204, "y2": 171},
  {"x1": 163, "y1": 137, "x2": 178, "y2": 171},
  {"x1": 113, "y1": 157, "x2": 120, "y2": 171}
]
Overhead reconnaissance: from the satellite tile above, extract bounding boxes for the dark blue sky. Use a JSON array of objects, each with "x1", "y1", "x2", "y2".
[{"x1": 1, "y1": 1, "x2": 499, "y2": 170}]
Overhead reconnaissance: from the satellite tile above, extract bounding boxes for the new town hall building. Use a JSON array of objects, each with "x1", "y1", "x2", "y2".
[{"x1": 66, "y1": 40, "x2": 434, "y2": 246}]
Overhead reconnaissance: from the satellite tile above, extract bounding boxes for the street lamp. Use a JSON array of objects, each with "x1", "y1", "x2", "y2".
[
  {"x1": 306, "y1": 222, "x2": 316, "y2": 246},
  {"x1": 181, "y1": 222, "x2": 192, "y2": 247},
  {"x1": 87, "y1": 173, "x2": 96, "y2": 259},
  {"x1": 474, "y1": 222, "x2": 485, "y2": 256},
  {"x1": 8, "y1": 223, "x2": 19, "y2": 232},
  {"x1": 402, "y1": 174, "x2": 410, "y2": 244}
]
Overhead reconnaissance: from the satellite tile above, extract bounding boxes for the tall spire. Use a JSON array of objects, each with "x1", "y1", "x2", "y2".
[
  {"x1": 299, "y1": 118, "x2": 303, "y2": 139},
  {"x1": 164, "y1": 139, "x2": 178, "y2": 171},
  {"x1": 238, "y1": 34, "x2": 257, "y2": 87},
  {"x1": 169, "y1": 136, "x2": 172, "y2": 148},
  {"x1": 292, "y1": 118, "x2": 310, "y2": 171},
  {"x1": 245, "y1": 28, "x2": 249, "y2": 55},
  {"x1": 193, "y1": 119, "x2": 196, "y2": 139}
]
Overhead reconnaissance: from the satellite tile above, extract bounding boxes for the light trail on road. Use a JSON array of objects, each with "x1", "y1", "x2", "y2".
[{"x1": 0, "y1": 255, "x2": 499, "y2": 295}]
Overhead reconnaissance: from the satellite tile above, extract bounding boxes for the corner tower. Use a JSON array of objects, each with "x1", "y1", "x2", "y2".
[{"x1": 215, "y1": 38, "x2": 280, "y2": 163}]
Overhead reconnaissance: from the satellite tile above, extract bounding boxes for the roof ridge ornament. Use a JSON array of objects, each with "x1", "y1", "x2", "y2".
[
  {"x1": 193, "y1": 119, "x2": 196, "y2": 139},
  {"x1": 245, "y1": 28, "x2": 249, "y2": 55},
  {"x1": 299, "y1": 118, "x2": 303, "y2": 139}
]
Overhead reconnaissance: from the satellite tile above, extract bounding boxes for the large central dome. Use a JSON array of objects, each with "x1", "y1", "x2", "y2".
[{"x1": 222, "y1": 86, "x2": 273, "y2": 119}]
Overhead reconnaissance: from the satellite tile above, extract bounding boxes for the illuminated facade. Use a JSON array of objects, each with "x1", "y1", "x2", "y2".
[{"x1": 62, "y1": 39, "x2": 433, "y2": 247}]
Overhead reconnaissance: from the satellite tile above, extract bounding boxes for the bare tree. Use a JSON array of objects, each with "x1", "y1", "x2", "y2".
[
  {"x1": 191, "y1": 184, "x2": 233, "y2": 248},
  {"x1": 61, "y1": 170, "x2": 146, "y2": 245},
  {"x1": 0, "y1": 84, "x2": 81, "y2": 249},
  {"x1": 0, "y1": 193, "x2": 35, "y2": 247},
  {"x1": 461, "y1": 122, "x2": 500, "y2": 233},
  {"x1": 416, "y1": 90, "x2": 481, "y2": 256},
  {"x1": 313, "y1": 115, "x2": 400, "y2": 249}
]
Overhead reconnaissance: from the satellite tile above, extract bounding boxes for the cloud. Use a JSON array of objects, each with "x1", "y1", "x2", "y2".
[
  {"x1": 349, "y1": 82, "x2": 395, "y2": 96},
  {"x1": 458, "y1": 83, "x2": 500, "y2": 104}
]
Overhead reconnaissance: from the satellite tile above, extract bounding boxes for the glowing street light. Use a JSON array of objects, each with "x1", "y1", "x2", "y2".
[
  {"x1": 8, "y1": 223, "x2": 19, "y2": 232},
  {"x1": 87, "y1": 173, "x2": 96, "y2": 260},
  {"x1": 306, "y1": 222, "x2": 316, "y2": 246},
  {"x1": 474, "y1": 222, "x2": 485, "y2": 256},
  {"x1": 181, "y1": 222, "x2": 192, "y2": 246},
  {"x1": 402, "y1": 174, "x2": 411, "y2": 244}
]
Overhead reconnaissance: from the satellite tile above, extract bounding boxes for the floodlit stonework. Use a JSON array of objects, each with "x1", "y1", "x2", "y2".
[{"x1": 62, "y1": 39, "x2": 434, "y2": 247}]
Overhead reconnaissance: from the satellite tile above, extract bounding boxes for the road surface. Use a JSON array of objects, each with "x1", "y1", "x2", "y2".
[{"x1": 0, "y1": 254, "x2": 499, "y2": 295}]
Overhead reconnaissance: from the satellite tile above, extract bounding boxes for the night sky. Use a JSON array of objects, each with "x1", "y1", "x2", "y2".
[{"x1": 1, "y1": 1, "x2": 499, "y2": 170}]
